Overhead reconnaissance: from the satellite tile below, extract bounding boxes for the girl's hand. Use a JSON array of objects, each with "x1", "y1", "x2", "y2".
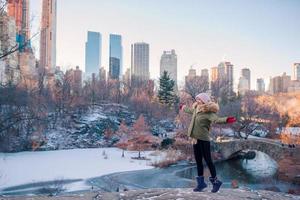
[{"x1": 226, "y1": 116, "x2": 236, "y2": 123}]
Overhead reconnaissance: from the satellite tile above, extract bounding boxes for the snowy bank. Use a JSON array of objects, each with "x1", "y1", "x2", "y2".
[{"x1": 0, "y1": 148, "x2": 164, "y2": 192}]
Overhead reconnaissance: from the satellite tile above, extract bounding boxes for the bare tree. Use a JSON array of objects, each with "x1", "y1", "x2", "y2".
[
  {"x1": 185, "y1": 76, "x2": 209, "y2": 100},
  {"x1": 0, "y1": 0, "x2": 7, "y2": 14},
  {"x1": 219, "y1": 92, "x2": 280, "y2": 139},
  {"x1": 211, "y1": 78, "x2": 236, "y2": 105},
  {"x1": 173, "y1": 130, "x2": 194, "y2": 161},
  {"x1": 116, "y1": 115, "x2": 160, "y2": 159},
  {"x1": 0, "y1": 31, "x2": 40, "y2": 60},
  {"x1": 0, "y1": 81, "x2": 48, "y2": 151},
  {"x1": 115, "y1": 121, "x2": 130, "y2": 157}
]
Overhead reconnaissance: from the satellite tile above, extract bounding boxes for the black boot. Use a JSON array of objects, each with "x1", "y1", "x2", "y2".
[
  {"x1": 209, "y1": 177, "x2": 222, "y2": 193},
  {"x1": 193, "y1": 176, "x2": 207, "y2": 192}
]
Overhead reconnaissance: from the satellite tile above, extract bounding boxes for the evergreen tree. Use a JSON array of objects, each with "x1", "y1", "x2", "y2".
[{"x1": 158, "y1": 71, "x2": 177, "y2": 107}]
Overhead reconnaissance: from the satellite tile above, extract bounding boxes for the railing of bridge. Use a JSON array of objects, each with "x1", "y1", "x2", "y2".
[{"x1": 216, "y1": 137, "x2": 299, "y2": 150}]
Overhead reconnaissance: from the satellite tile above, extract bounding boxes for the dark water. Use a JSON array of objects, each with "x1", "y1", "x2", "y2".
[{"x1": 176, "y1": 151, "x2": 298, "y2": 193}]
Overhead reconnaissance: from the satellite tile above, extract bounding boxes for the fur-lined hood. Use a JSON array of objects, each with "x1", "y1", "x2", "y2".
[
  {"x1": 184, "y1": 101, "x2": 227, "y2": 141},
  {"x1": 192, "y1": 101, "x2": 219, "y2": 113}
]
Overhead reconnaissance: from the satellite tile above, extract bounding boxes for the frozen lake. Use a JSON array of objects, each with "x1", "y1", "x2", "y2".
[
  {"x1": 0, "y1": 148, "x2": 163, "y2": 194},
  {"x1": 0, "y1": 149, "x2": 298, "y2": 196}
]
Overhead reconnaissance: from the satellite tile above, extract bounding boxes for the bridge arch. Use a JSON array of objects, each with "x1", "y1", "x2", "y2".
[
  {"x1": 215, "y1": 138, "x2": 300, "y2": 184},
  {"x1": 215, "y1": 138, "x2": 287, "y2": 161}
]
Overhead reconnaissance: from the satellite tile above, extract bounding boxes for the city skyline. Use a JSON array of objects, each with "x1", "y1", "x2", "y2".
[{"x1": 29, "y1": 0, "x2": 300, "y2": 89}]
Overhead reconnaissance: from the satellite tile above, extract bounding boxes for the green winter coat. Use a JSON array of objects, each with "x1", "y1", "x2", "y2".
[{"x1": 183, "y1": 102, "x2": 227, "y2": 141}]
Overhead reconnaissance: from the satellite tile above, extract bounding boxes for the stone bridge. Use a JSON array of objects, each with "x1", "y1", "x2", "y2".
[
  {"x1": 215, "y1": 138, "x2": 295, "y2": 161},
  {"x1": 215, "y1": 138, "x2": 300, "y2": 184}
]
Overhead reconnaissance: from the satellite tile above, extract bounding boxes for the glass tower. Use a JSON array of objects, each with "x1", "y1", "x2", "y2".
[
  {"x1": 109, "y1": 34, "x2": 122, "y2": 79},
  {"x1": 85, "y1": 31, "x2": 101, "y2": 79}
]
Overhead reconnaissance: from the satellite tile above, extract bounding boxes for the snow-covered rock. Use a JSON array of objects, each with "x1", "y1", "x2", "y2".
[
  {"x1": 150, "y1": 119, "x2": 176, "y2": 137},
  {"x1": 38, "y1": 104, "x2": 136, "y2": 151}
]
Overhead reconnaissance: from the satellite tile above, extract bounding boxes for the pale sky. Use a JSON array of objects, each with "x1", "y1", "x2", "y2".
[{"x1": 30, "y1": 0, "x2": 300, "y2": 90}]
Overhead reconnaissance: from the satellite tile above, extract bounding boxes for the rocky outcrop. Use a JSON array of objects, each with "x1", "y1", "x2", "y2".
[
  {"x1": 1, "y1": 188, "x2": 299, "y2": 200},
  {"x1": 38, "y1": 104, "x2": 136, "y2": 151},
  {"x1": 37, "y1": 103, "x2": 176, "y2": 151}
]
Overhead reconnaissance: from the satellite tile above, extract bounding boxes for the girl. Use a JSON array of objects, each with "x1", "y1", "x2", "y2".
[{"x1": 180, "y1": 93, "x2": 236, "y2": 193}]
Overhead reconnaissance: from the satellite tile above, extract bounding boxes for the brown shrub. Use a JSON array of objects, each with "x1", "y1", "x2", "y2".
[{"x1": 151, "y1": 149, "x2": 185, "y2": 168}]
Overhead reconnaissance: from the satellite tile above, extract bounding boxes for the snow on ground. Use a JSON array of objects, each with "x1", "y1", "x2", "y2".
[
  {"x1": 214, "y1": 127, "x2": 268, "y2": 138},
  {"x1": 0, "y1": 148, "x2": 164, "y2": 191},
  {"x1": 81, "y1": 108, "x2": 108, "y2": 122}
]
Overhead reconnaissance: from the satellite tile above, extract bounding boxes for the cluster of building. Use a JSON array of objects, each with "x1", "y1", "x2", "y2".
[
  {"x1": 237, "y1": 64, "x2": 300, "y2": 95},
  {"x1": 269, "y1": 63, "x2": 300, "y2": 94},
  {"x1": 84, "y1": 31, "x2": 178, "y2": 89},
  {"x1": 183, "y1": 62, "x2": 300, "y2": 96},
  {"x1": 85, "y1": 32, "x2": 298, "y2": 97},
  {"x1": 1, "y1": 1, "x2": 299, "y2": 97}
]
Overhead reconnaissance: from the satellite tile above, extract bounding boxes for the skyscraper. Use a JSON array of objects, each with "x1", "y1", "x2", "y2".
[
  {"x1": 65, "y1": 66, "x2": 82, "y2": 95},
  {"x1": 123, "y1": 68, "x2": 131, "y2": 86},
  {"x1": 7, "y1": 0, "x2": 30, "y2": 43},
  {"x1": 109, "y1": 34, "x2": 122, "y2": 79},
  {"x1": 238, "y1": 76, "x2": 249, "y2": 95},
  {"x1": 131, "y1": 42, "x2": 149, "y2": 82},
  {"x1": 238, "y1": 68, "x2": 251, "y2": 95},
  {"x1": 217, "y1": 61, "x2": 234, "y2": 92},
  {"x1": 256, "y1": 78, "x2": 265, "y2": 93},
  {"x1": 201, "y1": 69, "x2": 209, "y2": 78},
  {"x1": 269, "y1": 73, "x2": 291, "y2": 94},
  {"x1": 201, "y1": 68, "x2": 209, "y2": 89},
  {"x1": 187, "y1": 68, "x2": 197, "y2": 77},
  {"x1": 40, "y1": 0, "x2": 57, "y2": 72},
  {"x1": 160, "y1": 50, "x2": 177, "y2": 87},
  {"x1": 85, "y1": 31, "x2": 101, "y2": 78},
  {"x1": 99, "y1": 67, "x2": 106, "y2": 82},
  {"x1": 241, "y1": 68, "x2": 251, "y2": 90},
  {"x1": 210, "y1": 67, "x2": 218, "y2": 82},
  {"x1": 293, "y1": 63, "x2": 300, "y2": 81},
  {"x1": 185, "y1": 68, "x2": 198, "y2": 87}
]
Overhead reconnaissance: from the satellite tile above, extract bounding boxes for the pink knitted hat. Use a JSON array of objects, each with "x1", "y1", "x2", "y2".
[{"x1": 195, "y1": 93, "x2": 211, "y2": 104}]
